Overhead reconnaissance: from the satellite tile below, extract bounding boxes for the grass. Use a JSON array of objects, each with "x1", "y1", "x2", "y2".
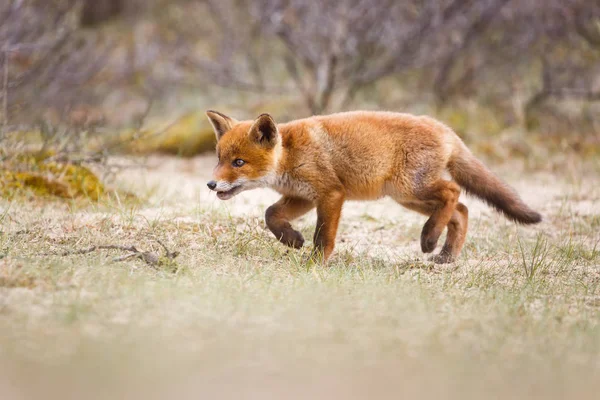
[{"x1": 0, "y1": 155, "x2": 599, "y2": 399}]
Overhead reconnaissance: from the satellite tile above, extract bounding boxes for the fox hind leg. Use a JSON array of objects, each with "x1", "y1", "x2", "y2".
[
  {"x1": 396, "y1": 179, "x2": 462, "y2": 261},
  {"x1": 265, "y1": 196, "x2": 314, "y2": 249},
  {"x1": 431, "y1": 202, "x2": 468, "y2": 264},
  {"x1": 414, "y1": 180, "x2": 460, "y2": 254}
]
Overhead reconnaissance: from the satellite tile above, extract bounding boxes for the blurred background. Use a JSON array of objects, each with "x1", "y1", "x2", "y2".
[
  {"x1": 0, "y1": 0, "x2": 599, "y2": 163},
  {"x1": 1, "y1": 4, "x2": 600, "y2": 398}
]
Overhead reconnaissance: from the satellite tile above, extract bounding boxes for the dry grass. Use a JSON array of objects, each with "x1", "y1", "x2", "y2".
[{"x1": 0, "y1": 154, "x2": 599, "y2": 400}]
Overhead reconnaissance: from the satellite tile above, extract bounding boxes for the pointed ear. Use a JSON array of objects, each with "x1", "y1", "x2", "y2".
[
  {"x1": 205, "y1": 110, "x2": 237, "y2": 141},
  {"x1": 249, "y1": 113, "x2": 279, "y2": 147}
]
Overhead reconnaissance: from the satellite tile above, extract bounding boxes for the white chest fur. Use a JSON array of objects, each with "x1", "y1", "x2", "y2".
[{"x1": 271, "y1": 173, "x2": 317, "y2": 200}]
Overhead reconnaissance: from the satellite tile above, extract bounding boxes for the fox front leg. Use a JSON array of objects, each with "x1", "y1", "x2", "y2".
[
  {"x1": 265, "y1": 196, "x2": 314, "y2": 249},
  {"x1": 312, "y1": 189, "x2": 345, "y2": 262}
]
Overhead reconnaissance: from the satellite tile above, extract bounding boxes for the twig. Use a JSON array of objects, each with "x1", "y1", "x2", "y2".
[
  {"x1": 54, "y1": 244, "x2": 138, "y2": 257},
  {"x1": 154, "y1": 238, "x2": 180, "y2": 260},
  {"x1": 112, "y1": 253, "x2": 139, "y2": 263},
  {"x1": 49, "y1": 241, "x2": 179, "y2": 269}
]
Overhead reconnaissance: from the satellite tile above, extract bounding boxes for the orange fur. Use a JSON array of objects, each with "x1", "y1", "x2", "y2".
[{"x1": 206, "y1": 110, "x2": 541, "y2": 263}]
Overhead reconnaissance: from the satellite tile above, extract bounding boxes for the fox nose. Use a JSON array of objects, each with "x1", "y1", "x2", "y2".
[{"x1": 207, "y1": 180, "x2": 217, "y2": 190}]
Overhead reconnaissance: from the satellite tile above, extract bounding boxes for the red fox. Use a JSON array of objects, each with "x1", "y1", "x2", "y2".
[{"x1": 206, "y1": 110, "x2": 541, "y2": 263}]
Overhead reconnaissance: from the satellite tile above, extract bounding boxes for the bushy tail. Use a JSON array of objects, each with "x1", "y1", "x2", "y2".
[{"x1": 448, "y1": 144, "x2": 542, "y2": 224}]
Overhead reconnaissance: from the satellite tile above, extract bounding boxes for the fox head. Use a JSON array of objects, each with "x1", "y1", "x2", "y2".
[{"x1": 205, "y1": 110, "x2": 281, "y2": 200}]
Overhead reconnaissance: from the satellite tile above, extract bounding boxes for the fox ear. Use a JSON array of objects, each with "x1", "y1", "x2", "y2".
[
  {"x1": 206, "y1": 110, "x2": 237, "y2": 141},
  {"x1": 249, "y1": 113, "x2": 278, "y2": 147}
]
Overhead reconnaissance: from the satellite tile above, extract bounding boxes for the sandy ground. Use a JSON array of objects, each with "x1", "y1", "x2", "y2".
[
  {"x1": 118, "y1": 154, "x2": 592, "y2": 261},
  {"x1": 1, "y1": 153, "x2": 599, "y2": 400}
]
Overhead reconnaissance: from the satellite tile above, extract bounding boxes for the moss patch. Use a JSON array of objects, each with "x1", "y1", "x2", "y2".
[{"x1": 1, "y1": 154, "x2": 104, "y2": 200}]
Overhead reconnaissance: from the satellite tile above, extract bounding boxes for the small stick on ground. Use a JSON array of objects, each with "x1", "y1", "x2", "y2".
[
  {"x1": 112, "y1": 250, "x2": 159, "y2": 267},
  {"x1": 154, "y1": 238, "x2": 180, "y2": 260},
  {"x1": 49, "y1": 241, "x2": 179, "y2": 269},
  {"x1": 54, "y1": 245, "x2": 138, "y2": 257},
  {"x1": 112, "y1": 253, "x2": 140, "y2": 263}
]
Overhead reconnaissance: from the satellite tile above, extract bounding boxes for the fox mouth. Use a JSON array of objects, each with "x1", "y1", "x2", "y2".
[{"x1": 216, "y1": 185, "x2": 243, "y2": 200}]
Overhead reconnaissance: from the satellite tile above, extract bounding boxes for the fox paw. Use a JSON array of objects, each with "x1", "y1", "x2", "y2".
[
  {"x1": 278, "y1": 229, "x2": 305, "y2": 249},
  {"x1": 430, "y1": 252, "x2": 455, "y2": 264}
]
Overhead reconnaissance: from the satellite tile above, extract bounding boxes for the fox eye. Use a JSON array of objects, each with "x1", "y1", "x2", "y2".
[{"x1": 232, "y1": 159, "x2": 245, "y2": 167}]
